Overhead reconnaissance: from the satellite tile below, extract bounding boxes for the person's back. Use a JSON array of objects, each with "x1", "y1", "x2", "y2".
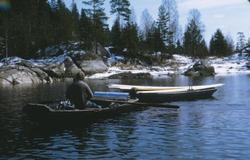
[{"x1": 66, "y1": 72, "x2": 93, "y2": 109}]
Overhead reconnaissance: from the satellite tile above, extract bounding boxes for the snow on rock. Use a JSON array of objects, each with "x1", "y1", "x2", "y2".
[
  {"x1": 93, "y1": 54, "x2": 193, "y2": 79},
  {"x1": 90, "y1": 53, "x2": 250, "y2": 79},
  {"x1": 0, "y1": 57, "x2": 24, "y2": 66},
  {"x1": 0, "y1": 52, "x2": 250, "y2": 85},
  {"x1": 29, "y1": 54, "x2": 69, "y2": 67},
  {"x1": 107, "y1": 54, "x2": 125, "y2": 66},
  {"x1": 0, "y1": 54, "x2": 69, "y2": 68},
  {"x1": 208, "y1": 54, "x2": 250, "y2": 75},
  {"x1": 184, "y1": 61, "x2": 215, "y2": 77},
  {"x1": 89, "y1": 66, "x2": 172, "y2": 79},
  {"x1": 36, "y1": 42, "x2": 86, "y2": 57}
]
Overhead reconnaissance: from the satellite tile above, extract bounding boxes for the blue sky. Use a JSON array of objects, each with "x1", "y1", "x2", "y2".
[{"x1": 67, "y1": 0, "x2": 250, "y2": 42}]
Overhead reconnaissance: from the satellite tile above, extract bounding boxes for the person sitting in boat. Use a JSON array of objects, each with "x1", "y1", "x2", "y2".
[{"x1": 66, "y1": 72, "x2": 100, "y2": 109}]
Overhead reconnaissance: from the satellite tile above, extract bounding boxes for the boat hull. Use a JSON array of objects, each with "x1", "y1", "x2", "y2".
[
  {"x1": 136, "y1": 88, "x2": 217, "y2": 103},
  {"x1": 23, "y1": 99, "x2": 141, "y2": 125},
  {"x1": 109, "y1": 84, "x2": 224, "y2": 91}
]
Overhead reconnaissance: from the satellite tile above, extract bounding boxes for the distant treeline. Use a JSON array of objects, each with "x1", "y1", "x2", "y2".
[{"x1": 0, "y1": 0, "x2": 249, "y2": 59}]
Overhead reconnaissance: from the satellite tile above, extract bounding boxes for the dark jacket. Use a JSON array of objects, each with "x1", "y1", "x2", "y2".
[{"x1": 66, "y1": 81, "x2": 93, "y2": 109}]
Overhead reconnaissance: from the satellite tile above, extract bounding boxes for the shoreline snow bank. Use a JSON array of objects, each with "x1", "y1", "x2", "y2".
[
  {"x1": 89, "y1": 54, "x2": 250, "y2": 79},
  {"x1": 1, "y1": 53, "x2": 249, "y2": 81}
]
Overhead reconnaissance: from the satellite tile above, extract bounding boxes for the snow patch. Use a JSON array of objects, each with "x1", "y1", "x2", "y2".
[
  {"x1": 0, "y1": 54, "x2": 69, "y2": 68},
  {"x1": 209, "y1": 54, "x2": 250, "y2": 76},
  {"x1": 0, "y1": 57, "x2": 23, "y2": 65},
  {"x1": 90, "y1": 53, "x2": 250, "y2": 79},
  {"x1": 30, "y1": 54, "x2": 68, "y2": 67},
  {"x1": 1, "y1": 52, "x2": 249, "y2": 79}
]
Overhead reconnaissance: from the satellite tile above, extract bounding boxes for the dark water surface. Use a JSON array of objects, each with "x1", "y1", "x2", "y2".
[{"x1": 0, "y1": 75, "x2": 250, "y2": 159}]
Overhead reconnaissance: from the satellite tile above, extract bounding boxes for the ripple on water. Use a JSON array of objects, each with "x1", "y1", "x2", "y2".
[{"x1": 1, "y1": 76, "x2": 250, "y2": 159}]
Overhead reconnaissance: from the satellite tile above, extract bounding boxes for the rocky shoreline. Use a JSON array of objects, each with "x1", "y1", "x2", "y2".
[
  {"x1": 0, "y1": 51, "x2": 249, "y2": 86},
  {"x1": 89, "y1": 54, "x2": 250, "y2": 79},
  {"x1": 0, "y1": 56, "x2": 108, "y2": 86}
]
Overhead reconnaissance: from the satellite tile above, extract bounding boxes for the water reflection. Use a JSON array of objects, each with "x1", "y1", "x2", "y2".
[{"x1": 1, "y1": 75, "x2": 250, "y2": 159}]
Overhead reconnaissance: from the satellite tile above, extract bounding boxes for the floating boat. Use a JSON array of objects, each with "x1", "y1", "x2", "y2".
[
  {"x1": 23, "y1": 98, "x2": 141, "y2": 125},
  {"x1": 135, "y1": 88, "x2": 217, "y2": 103},
  {"x1": 109, "y1": 84, "x2": 223, "y2": 103},
  {"x1": 109, "y1": 83, "x2": 224, "y2": 91}
]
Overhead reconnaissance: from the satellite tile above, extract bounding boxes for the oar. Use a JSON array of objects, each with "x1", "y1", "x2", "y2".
[{"x1": 91, "y1": 98, "x2": 179, "y2": 109}]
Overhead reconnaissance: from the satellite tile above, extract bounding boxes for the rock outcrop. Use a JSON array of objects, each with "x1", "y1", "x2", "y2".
[
  {"x1": 77, "y1": 60, "x2": 108, "y2": 75},
  {"x1": 0, "y1": 65, "x2": 52, "y2": 85},
  {"x1": 64, "y1": 57, "x2": 84, "y2": 77},
  {"x1": 43, "y1": 63, "x2": 66, "y2": 78},
  {"x1": 0, "y1": 56, "x2": 108, "y2": 86},
  {"x1": 0, "y1": 41, "x2": 112, "y2": 86},
  {"x1": 184, "y1": 61, "x2": 215, "y2": 77},
  {"x1": 36, "y1": 41, "x2": 110, "y2": 59}
]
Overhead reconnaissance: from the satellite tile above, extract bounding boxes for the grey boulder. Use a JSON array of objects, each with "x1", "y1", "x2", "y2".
[
  {"x1": 184, "y1": 61, "x2": 215, "y2": 77},
  {"x1": 77, "y1": 60, "x2": 108, "y2": 75}
]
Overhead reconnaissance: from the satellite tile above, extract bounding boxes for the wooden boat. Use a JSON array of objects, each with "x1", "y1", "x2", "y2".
[
  {"x1": 23, "y1": 98, "x2": 141, "y2": 125},
  {"x1": 135, "y1": 88, "x2": 217, "y2": 103},
  {"x1": 109, "y1": 83, "x2": 224, "y2": 91},
  {"x1": 109, "y1": 84, "x2": 223, "y2": 103}
]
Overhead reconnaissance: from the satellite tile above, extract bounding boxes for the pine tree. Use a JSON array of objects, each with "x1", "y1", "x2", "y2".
[
  {"x1": 175, "y1": 40, "x2": 183, "y2": 54},
  {"x1": 50, "y1": 0, "x2": 58, "y2": 11},
  {"x1": 110, "y1": 0, "x2": 131, "y2": 24},
  {"x1": 4, "y1": 0, "x2": 56, "y2": 57},
  {"x1": 157, "y1": 0, "x2": 179, "y2": 54},
  {"x1": 0, "y1": 28, "x2": 5, "y2": 57},
  {"x1": 157, "y1": 4, "x2": 169, "y2": 45},
  {"x1": 183, "y1": 9, "x2": 208, "y2": 58},
  {"x1": 0, "y1": 6, "x2": 8, "y2": 58},
  {"x1": 209, "y1": 29, "x2": 232, "y2": 57},
  {"x1": 236, "y1": 32, "x2": 246, "y2": 53},
  {"x1": 33, "y1": 0, "x2": 55, "y2": 55},
  {"x1": 246, "y1": 38, "x2": 250, "y2": 54},
  {"x1": 122, "y1": 21, "x2": 139, "y2": 57},
  {"x1": 146, "y1": 25, "x2": 165, "y2": 54},
  {"x1": 140, "y1": 9, "x2": 154, "y2": 41},
  {"x1": 71, "y1": 1, "x2": 80, "y2": 40},
  {"x1": 111, "y1": 17, "x2": 122, "y2": 53},
  {"x1": 82, "y1": 0, "x2": 108, "y2": 53},
  {"x1": 152, "y1": 26, "x2": 166, "y2": 53},
  {"x1": 0, "y1": 0, "x2": 84, "y2": 58},
  {"x1": 247, "y1": 38, "x2": 250, "y2": 48},
  {"x1": 225, "y1": 34, "x2": 235, "y2": 55},
  {"x1": 79, "y1": 9, "x2": 93, "y2": 49},
  {"x1": 139, "y1": 15, "x2": 156, "y2": 55},
  {"x1": 161, "y1": 0, "x2": 179, "y2": 45},
  {"x1": 120, "y1": 7, "x2": 140, "y2": 57},
  {"x1": 52, "y1": 0, "x2": 74, "y2": 44}
]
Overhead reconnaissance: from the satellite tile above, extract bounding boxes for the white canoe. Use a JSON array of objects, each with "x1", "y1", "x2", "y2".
[{"x1": 109, "y1": 83, "x2": 224, "y2": 91}]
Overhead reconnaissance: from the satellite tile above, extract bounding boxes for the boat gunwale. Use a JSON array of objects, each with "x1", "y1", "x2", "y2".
[
  {"x1": 26, "y1": 99, "x2": 139, "y2": 113},
  {"x1": 109, "y1": 83, "x2": 224, "y2": 91},
  {"x1": 136, "y1": 88, "x2": 217, "y2": 95},
  {"x1": 136, "y1": 88, "x2": 218, "y2": 94}
]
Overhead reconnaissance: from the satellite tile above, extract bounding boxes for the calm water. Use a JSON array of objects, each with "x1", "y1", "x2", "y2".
[{"x1": 0, "y1": 75, "x2": 250, "y2": 159}]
